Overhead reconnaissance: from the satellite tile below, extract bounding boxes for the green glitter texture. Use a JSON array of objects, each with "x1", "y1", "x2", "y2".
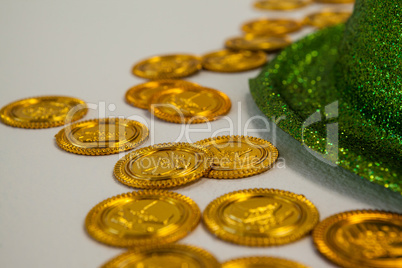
[{"x1": 250, "y1": 0, "x2": 402, "y2": 194}]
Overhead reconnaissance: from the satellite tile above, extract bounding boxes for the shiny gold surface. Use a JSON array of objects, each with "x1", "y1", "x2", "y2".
[
  {"x1": 0, "y1": 96, "x2": 87, "y2": 128},
  {"x1": 313, "y1": 210, "x2": 402, "y2": 268},
  {"x1": 149, "y1": 86, "x2": 231, "y2": 123},
  {"x1": 315, "y1": 0, "x2": 354, "y2": 3},
  {"x1": 195, "y1": 135, "x2": 278, "y2": 179},
  {"x1": 102, "y1": 244, "x2": 220, "y2": 268},
  {"x1": 132, "y1": 54, "x2": 202, "y2": 79},
  {"x1": 86, "y1": 191, "x2": 201, "y2": 247},
  {"x1": 125, "y1": 79, "x2": 199, "y2": 109},
  {"x1": 202, "y1": 49, "x2": 267, "y2": 72},
  {"x1": 254, "y1": 0, "x2": 312, "y2": 11},
  {"x1": 225, "y1": 34, "x2": 291, "y2": 52},
  {"x1": 305, "y1": 11, "x2": 352, "y2": 28},
  {"x1": 55, "y1": 118, "x2": 148, "y2": 155},
  {"x1": 222, "y1": 256, "x2": 310, "y2": 268},
  {"x1": 114, "y1": 142, "x2": 212, "y2": 188},
  {"x1": 242, "y1": 19, "x2": 303, "y2": 35},
  {"x1": 203, "y1": 188, "x2": 319, "y2": 246}
]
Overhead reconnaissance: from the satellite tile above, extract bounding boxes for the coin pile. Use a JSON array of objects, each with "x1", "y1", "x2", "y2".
[
  {"x1": 87, "y1": 188, "x2": 317, "y2": 267},
  {"x1": 125, "y1": 0, "x2": 353, "y2": 91},
  {"x1": 222, "y1": 0, "x2": 353, "y2": 57},
  {"x1": 3, "y1": 0, "x2": 400, "y2": 268},
  {"x1": 125, "y1": 79, "x2": 232, "y2": 124},
  {"x1": 0, "y1": 96, "x2": 150, "y2": 155},
  {"x1": 113, "y1": 135, "x2": 279, "y2": 189},
  {"x1": 85, "y1": 186, "x2": 402, "y2": 267}
]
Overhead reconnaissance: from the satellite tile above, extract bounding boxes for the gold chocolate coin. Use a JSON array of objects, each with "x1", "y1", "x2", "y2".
[
  {"x1": 114, "y1": 142, "x2": 212, "y2": 188},
  {"x1": 203, "y1": 188, "x2": 319, "y2": 246},
  {"x1": 102, "y1": 244, "x2": 220, "y2": 268},
  {"x1": 132, "y1": 54, "x2": 202, "y2": 79},
  {"x1": 222, "y1": 256, "x2": 310, "y2": 268},
  {"x1": 55, "y1": 118, "x2": 148, "y2": 155},
  {"x1": 305, "y1": 11, "x2": 352, "y2": 28},
  {"x1": 202, "y1": 49, "x2": 267, "y2": 72},
  {"x1": 0, "y1": 96, "x2": 87, "y2": 129},
  {"x1": 315, "y1": 0, "x2": 354, "y2": 3},
  {"x1": 313, "y1": 210, "x2": 402, "y2": 268},
  {"x1": 195, "y1": 135, "x2": 278, "y2": 179},
  {"x1": 242, "y1": 19, "x2": 303, "y2": 35},
  {"x1": 225, "y1": 34, "x2": 291, "y2": 52},
  {"x1": 86, "y1": 190, "x2": 200, "y2": 247},
  {"x1": 125, "y1": 79, "x2": 199, "y2": 109},
  {"x1": 149, "y1": 86, "x2": 231, "y2": 124},
  {"x1": 254, "y1": 0, "x2": 312, "y2": 11}
]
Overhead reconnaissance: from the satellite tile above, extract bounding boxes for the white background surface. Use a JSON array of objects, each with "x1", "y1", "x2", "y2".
[{"x1": 1, "y1": 1, "x2": 401, "y2": 267}]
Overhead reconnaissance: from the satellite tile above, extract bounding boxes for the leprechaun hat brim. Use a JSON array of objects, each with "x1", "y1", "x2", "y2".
[{"x1": 249, "y1": 24, "x2": 402, "y2": 194}]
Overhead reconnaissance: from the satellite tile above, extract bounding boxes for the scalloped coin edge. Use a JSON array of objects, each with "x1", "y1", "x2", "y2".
[
  {"x1": 203, "y1": 188, "x2": 320, "y2": 247},
  {"x1": 0, "y1": 95, "x2": 87, "y2": 129},
  {"x1": 304, "y1": 11, "x2": 352, "y2": 29},
  {"x1": 101, "y1": 243, "x2": 221, "y2": 268},
  {"x1": 132, "y1": 54, "x2": 202, "y2": 79},
  {"x1": 114, "y1": 142, "x2": 212, "y2": 188},
  {"x1": 225, "y1": 34, "x2": 292, "y2": 52},
  {"x1": 85, "y1": 190, "x2": 201, "y2": 248},
  {"x1": 55, "y1": 118, "x2": 149, "y2": 155},
  {"x1": 202, "y1": 49, "x2": 267, "y2": 73},
  {"x1": 254, "y1": 0, "x2": 312, "y2": 11},
  {"x1": 312, "y1": 209, "x2": 402, "y2": 268},
  {"x1": 241, "y1": 18, "x2": 303, "y2": 35},
  {"x1": 222, "y1": 256, "x2": 310, "y2": 268}
]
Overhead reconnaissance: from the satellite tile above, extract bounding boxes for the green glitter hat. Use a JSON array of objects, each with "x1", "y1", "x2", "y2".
[{"x1": 250, "y1": 0, "x2": 402, "y2": 194}]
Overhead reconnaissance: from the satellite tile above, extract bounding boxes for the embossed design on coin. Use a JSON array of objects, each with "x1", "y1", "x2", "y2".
[
  {"x1": 202, "y1": 49, "x2": 267, "y2": 72},
  {"x1": 222, "y1": 256, "x2": 310, "y2": 268},
  {"x1": 149, "y1": 86, "x2": 231, "y2": 123},
  {"x1": 305, "y1": 10, "x2": 352, "y2": 28},
  {"x1": 102, "y1": 244, "x2": 220, "y2": 268},
  {"x1": 196, "y1": 135, "x2": 278, "y2": 179},
  {"x1": 313, "y1": 210, "x2": 402, "y2": 268},
  {"x1": 242, "y1": 18, "x2": 303, "y2": 35},
  {"x1": 86, "y1": 190, "x2": 201, "y2": 247},
  {"x1": 55, "y1": 118, "x2": 148, "y2": 155},
  {"x1": 225, "y1": 34, "x2": 291, "y2": 52},
  {"x1": 203, "y1": 188, "x2": 319, "y2": 246},
  {"x1": 254, "y1": 0, "x2": 312, "y2": 11},
  {"x1": 0, "y1": 96, "x2": 87, "y2": 128},
  {"x1": 108, "y1": 200, "x2": 174, "y2": 233},
  {"x1": 132, "y1": 54, "x2": 202, "y2": 79},
  {"x1": 125, "y1": 79, "x2": 199, "y2": 109},
  {"x1": 114, "y1": 143, "x2": 212, "y2": 188}
]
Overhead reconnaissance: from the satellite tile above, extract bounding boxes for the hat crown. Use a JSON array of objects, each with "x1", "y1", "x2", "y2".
[{"x1": 335, "y1": 0, "x2": 402, "y2": 133}]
